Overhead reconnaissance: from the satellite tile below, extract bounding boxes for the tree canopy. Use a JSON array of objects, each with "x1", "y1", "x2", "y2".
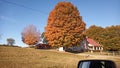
[
  {"x1": 85, "y1": 25, "x2": 120, "y2": 51},
  {"x1": 45, "y1": 2, "x2": 86, "y2": 47},
  {"x1": 85, "y1": 25, "x2": 104, "y2": 43},
  {"x1": 21, "y1": 24, "x2": 41, "y2": 46},
  {"x1": 7, "y1": 38, "x2": 15, "y2": 46}
]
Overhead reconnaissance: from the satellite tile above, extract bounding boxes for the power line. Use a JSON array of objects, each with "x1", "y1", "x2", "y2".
[{"x1": 0, "y1": 0, "x2": 48, "y2": 15}]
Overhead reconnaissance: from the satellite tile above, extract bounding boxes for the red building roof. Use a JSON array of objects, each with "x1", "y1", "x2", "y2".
[{"x1": 86, "y1": 38, "x2": 101, "y2": 46}]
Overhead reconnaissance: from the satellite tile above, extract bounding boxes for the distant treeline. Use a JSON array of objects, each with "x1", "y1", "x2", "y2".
[
  {"x1": 0, "y1": 44, "x2": 20, "y2": 47},
  {"x1": 85, "y1": 25, "x2": 120, "y2": 51}
]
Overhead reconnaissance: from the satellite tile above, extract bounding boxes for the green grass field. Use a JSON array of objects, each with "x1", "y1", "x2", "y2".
[{"x1": 0, "y1": 46, "x2": 120, "y2": 68}]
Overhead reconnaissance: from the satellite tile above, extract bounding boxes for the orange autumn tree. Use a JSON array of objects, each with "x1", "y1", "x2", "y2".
[
  {"x1": 45, "y1": 2, "x2": 86, "y2": 48},
  {"x1": 21, "y1": 24, "x2": 40, "y2": 46}
]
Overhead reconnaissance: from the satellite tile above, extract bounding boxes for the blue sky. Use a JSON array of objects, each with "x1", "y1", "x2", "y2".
[{"x1": 0, "y1": 0, "x2": 120, "y2": 47}]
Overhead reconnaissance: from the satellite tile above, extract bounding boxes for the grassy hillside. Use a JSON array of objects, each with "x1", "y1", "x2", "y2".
[
  {"x1": 0, "y1": 46, "x2": 120, "y2": 68},
  {"x1": 0, "y1": 46, "x2": 84, "y2": 68}
]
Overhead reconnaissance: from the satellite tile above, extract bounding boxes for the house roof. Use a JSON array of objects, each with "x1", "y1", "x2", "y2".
[{"x1": 86, "y1": 38, "x2": 101, "y2": 46}]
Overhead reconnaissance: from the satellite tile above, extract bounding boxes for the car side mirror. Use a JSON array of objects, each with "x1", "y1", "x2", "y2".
[{"x1": 77, "y1": 60, "x2": 116, "y2": 68}]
